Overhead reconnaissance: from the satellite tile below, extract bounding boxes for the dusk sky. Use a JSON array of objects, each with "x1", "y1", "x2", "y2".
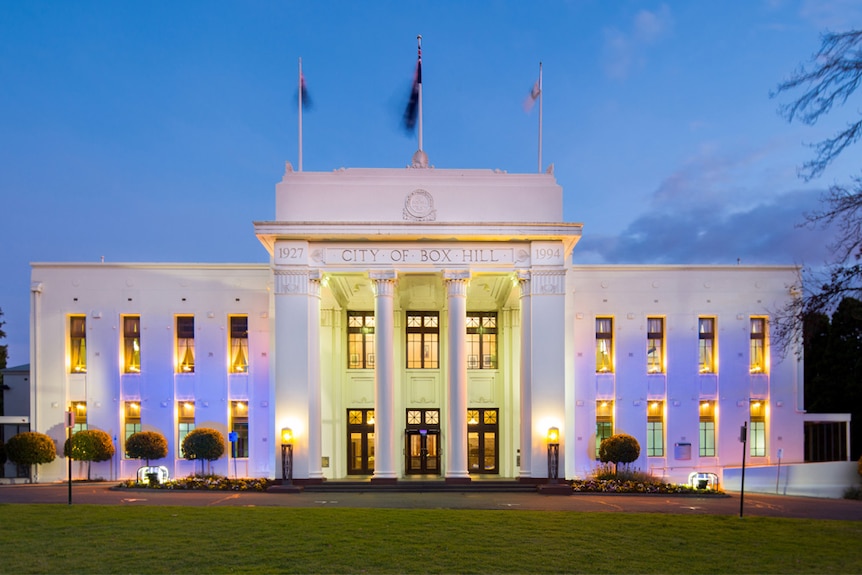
[{"x1": 2, "y1": 1, "x2": 861, "y2": 365}]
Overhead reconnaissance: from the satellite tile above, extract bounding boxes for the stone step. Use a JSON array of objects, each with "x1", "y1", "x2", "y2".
[{"x1": 271, "y1": 479, "x2": 551, "y2": 493}]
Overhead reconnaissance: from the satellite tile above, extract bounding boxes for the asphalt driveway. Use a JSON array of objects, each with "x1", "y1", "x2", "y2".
[{"x1": 1, "y1": 482, "x2": 860, "y2": 521}]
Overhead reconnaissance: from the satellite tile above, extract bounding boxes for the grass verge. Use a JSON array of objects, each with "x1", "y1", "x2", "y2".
[{"x1": 1, "y1": 505, "x2": 859, "y2": 574}]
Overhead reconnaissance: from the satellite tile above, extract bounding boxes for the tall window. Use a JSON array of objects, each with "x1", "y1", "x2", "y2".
[
  {"x1": 750, "y1": 400, "x2": 766, "y2": 457},
  {"x1": 123, "y1": 316, "x2": 141, "y2": 373},
  {"x1": 71, "y1": 401, "x2": 88, "y2": 433},
  {"x1": 347, "y1": 311, "x2": 375, "y2": 369},
  {"x1": 406, "y1": 312, "x2": 439, "y2": 369},
  {"x1": 124, "y1": 401, "x2": 141, "y2": 457},
  {"x1": 467, "y1": 312, "x2": 497, "y2": 369},
  {"x1": 750, "y1": 317, "x2": 767, "y2": 373},
  {"x1": 699, "y1": 401, "x2": 716, "y2": 457},
  {"x1": 70, "y1": 316, "x2": 87, "y2": 373},
  {"x1": 230, "y1": 401, "x2": 249, "y2": 458},
  {"x1": 596, "y1": 400, "x2": 614, "y2": 458},
  {"x1": 229, "y1": 316, "x2": 249, "y2": 373},
  {"x1": 646, "y1": 317, "x2": 664, "y2": 374},
  {"x1": 595, "y1": 318, "x2": 613, "y2": 373},
  {"x1": 647, "y1": 401, "x2": 664, "y2": 456},
  {"x1": 178, "y1": 401, "x2": 195, "y2": 457},
  {"x1": 176, "y1": 316, "x2": 195, "y2": 373},
  {"x1": 698, "y1": 317, "x2": 716, "y2": 373}
]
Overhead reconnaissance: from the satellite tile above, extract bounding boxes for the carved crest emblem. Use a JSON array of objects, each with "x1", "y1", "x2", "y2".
[{"x1": 403, "y1": 189, "x2": 436, "y2": 221}]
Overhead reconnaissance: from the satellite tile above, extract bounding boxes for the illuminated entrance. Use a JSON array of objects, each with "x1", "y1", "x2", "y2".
[
  {"x1": 468, "y1": 408, "x2": 499, "y2": 474},
  {"x1": 347, "y1": 409, "x2": 375, "y2": 475},
  {"x1": 405, "y1": 409, "x2": 440, "y2": 475}
]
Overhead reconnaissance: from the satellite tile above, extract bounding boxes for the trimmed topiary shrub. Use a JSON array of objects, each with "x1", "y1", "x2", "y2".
[
  {"x1": 182, "y1": 428, "x2": 225, "y2": 474},
  {"x1": 126, "y1": 431, "x2": 168, "y2": 466},
  {"x1": 5, "y1": 431, "x2": 56, "y2": 482},
  {"x1": 599, "y1": 433, "x2": 641, "y2": 475},
  {"x1": 63, "y1": 429, "x2": 115, "y2": 480}
]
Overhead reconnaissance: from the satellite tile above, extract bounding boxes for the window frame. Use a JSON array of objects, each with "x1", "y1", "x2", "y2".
[
  {"x1": 123, "y1": 315, "x2": 141, "y2": 374},
  {"x1": 595, "y1": 400, "x2": 614, "y2": 458},
  {"x1": 698, "y1": 317, "x2": 716, "y2": 374},
  {"x1": 406, "y1": 311, "x2": 439, "y2": 369},
  {"x1": 176, "y1": 315, "x2": 195, "y2": 373},
  {"x1": 646, "y1": 317, "x2": 664, "y2": 374},
  {"x1": 595, "y1": 318, "x2": 614, "y2": 374},
  {"x1": 178, "y1": 401, "x2": 196, "y2": 457},
  {"x1": 347, "y1": 311, "x2": 375, "y2": 369},
  {"x1": 230, "y1": 401, "x2": 249, "y2": 458},
  {"x1": 71, "y1": 401, "x2": 88, "y2": 433},
  {"x1": 750, "y1": 317, "x2": 768, "y2": 374},
  {"x1": 466, "y1": 312, "x2": 497, "y2": 370},
  {"x1": 69, "y1": 315, "x2": 87, "y2": 373},
  {"x1": 124, "y1": 401, "x2": 142, "y2": 458},
  {"x1": 750, "y1": 400, "x2": 766, "y2": 457},
  {"x1": 698, "y1": 400, "x2": 716, "y2": 457},
  {"x1": 646, "y1": 401, "x2": 664, "y2": 457},
  {"x1": 229, "y1": 315, "x2": 249, "y2": 373}
]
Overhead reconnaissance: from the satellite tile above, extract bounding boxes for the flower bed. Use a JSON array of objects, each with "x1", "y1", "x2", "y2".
[
  {"x1": 117, "y1": 475, "x2": 272, "y2": 492},
  {"x1": 571, "y1": 478, "x2": 723, "y2": 494}
]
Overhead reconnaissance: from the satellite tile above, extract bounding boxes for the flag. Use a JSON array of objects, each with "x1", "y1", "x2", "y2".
[
  {"x1": 523, "y1": 78, "x2": 541, "y2": 112},
  {"x1": 403, "y1": 47, "x2": 422, "y2": 131},
  {"x1": 300, "y1": 71, "x2": 312, "y2": 110}
]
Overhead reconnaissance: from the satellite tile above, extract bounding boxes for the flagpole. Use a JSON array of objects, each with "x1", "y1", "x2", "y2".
[
  {"x1": 298, "y1": 57, "x2": 303, "y2": 172},
  {"x1": 538, "y1": 61, "x2": 542, "y2": 173},
  {"x1": 417, "y1": 35, "x2": 423, "y2": 152}
]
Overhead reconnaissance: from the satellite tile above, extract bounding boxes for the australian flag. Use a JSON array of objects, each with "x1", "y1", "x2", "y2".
[
  {"x1": 403, "y1": 49, "x2": 422, "y2": 131},
  {"x1": 300, "y1": 71, "x2": 312, "y2": 110}
]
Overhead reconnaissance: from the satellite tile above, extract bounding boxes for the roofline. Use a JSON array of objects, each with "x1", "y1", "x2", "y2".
[
  {"x1": 571, "y1": 264, "x2": 801, "y2": 272},
  {"x1": 31, "y1": 262, "x2": 270, "y2": 270}
]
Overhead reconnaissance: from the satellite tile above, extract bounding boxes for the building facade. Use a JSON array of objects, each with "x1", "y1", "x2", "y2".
[{"x1": 26, "y1": 162, "x2": 848, "y2": 485}]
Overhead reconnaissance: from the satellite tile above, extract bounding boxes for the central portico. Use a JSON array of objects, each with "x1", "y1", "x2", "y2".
[{"x1": 255, "y1": 163, "x2": 581, "y2": 482}]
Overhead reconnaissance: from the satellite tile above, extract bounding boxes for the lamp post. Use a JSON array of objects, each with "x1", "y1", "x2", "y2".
[
  {"x1": 547, "y1": 426, "x2": 560, "y2": 483},
  {"x1": 281, "y1": 427, "x2": 293, "y2": 483}
]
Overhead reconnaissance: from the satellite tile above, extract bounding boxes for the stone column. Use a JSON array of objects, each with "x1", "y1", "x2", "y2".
[
  {"x1": 518, "y1": 271, "x2": 532, "y2": 479},
  {"x1": 273, "y1": 268, "x2": 321, "y2": 480},
  {"x1": 444, "y1": 271, "x2": 471, "y2": 482},
  {"x1": 307, "y1": 271, "x2": 324, "y2": 479},
  {"x1": 370, "y1": 270, "x2": 398, "y2": 482}
]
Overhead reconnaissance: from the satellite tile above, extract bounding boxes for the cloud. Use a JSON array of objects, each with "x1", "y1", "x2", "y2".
[
  {"x1": 575, "y1": 187, "x2": 835, "y2": 267},
  {"x1": 602, "y1": 4, "x2": 673, "y2": 79},
  {"x1": 574, "y1": 142, "x2": 838, "y2": 267}
]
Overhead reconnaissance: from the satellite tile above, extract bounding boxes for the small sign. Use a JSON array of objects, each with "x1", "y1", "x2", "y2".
[
  {"x1": 228, "y1": 432, "x2": 238, "y2": 442},
  {"x1": 64, "y1": 411, "x2": 75, "y2": 428}
]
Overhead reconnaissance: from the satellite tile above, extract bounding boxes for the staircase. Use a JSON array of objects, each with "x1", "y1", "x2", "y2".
[{"x1": 271, "y1": 479, "x2": 548, "y2": 493}]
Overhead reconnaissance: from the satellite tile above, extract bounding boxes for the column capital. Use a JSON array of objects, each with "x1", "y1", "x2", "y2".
[
  {"x1": 370, "y1": 270, "x2": 397, "y2": 297},
  {"x1": 443, "y1": 270, "x2": 470, "y2": 297},
  {"x1": 443, "y1": 270, "x2": 471, "y2": 282}
]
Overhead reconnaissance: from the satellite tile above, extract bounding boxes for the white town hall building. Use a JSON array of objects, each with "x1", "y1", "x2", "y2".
[{"x1": 25, "y1": 155, "x2": 851, "y2": 491}]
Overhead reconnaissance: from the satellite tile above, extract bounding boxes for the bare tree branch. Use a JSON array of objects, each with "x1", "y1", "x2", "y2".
[{"x1": 773, "y1": 30, "x2": 862, "y2": 180}]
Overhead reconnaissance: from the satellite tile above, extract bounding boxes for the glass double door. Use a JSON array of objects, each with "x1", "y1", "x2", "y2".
[
  {"x1": 405, "y1": 409, "x2": 440, "y2": 475},
  {"x1": 347, "y1": 409, "x2": 375, "y2": 475}
]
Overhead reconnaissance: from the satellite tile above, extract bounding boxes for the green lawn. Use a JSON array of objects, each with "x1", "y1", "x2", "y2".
[{"x1": 1, "y1": 505, "x2": 859, "y2": 574}]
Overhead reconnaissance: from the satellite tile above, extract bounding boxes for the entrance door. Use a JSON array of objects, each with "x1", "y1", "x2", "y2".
[
  {"x1": 347, "y1": 409, "x2": 375, "y2": 475},
  {"x1": 406, "y1": 430, "x2": 440, "y2": 474},
  {"x1": 405, "y1": 409, "x2": 441, "y2": 475},
  {"x1": 468, "y1": 408, "x2": 499, "y2": 474}
]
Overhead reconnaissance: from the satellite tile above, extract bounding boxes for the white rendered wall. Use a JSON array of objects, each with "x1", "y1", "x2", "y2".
[
  {"x1": 29, "y1": 264, "x2": 271, "y2": 483},
  {"x1": 568, "y1": 265, "x2": 807, "y2": 485},
  {"x1": 274, "y1": 168, "x2": 563, "y2": 224}
]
